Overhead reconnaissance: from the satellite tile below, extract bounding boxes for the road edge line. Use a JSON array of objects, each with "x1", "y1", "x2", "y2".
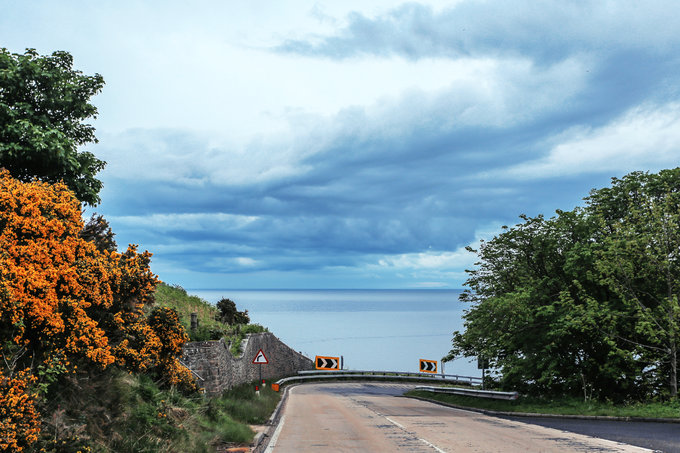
[{"x1": 253, "y1": 383, "x2": 298, "y2": 452}]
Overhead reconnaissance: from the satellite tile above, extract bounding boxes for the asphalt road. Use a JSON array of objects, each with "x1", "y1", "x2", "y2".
[
  {"x1": 500, "y1": 415, "x2": 679, "y2": 453},
  {"x1": 263, "y1": 382, "x2": 657, "y2": 452}
]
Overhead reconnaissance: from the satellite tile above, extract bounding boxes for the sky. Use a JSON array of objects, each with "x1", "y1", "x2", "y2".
[{"x1": 2, "y1": 0, "x2": 680, "y2": 289}]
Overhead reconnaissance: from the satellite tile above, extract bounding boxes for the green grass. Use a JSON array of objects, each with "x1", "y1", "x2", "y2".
[
  {"x1": 38, "y1": 368, "x2": 260, "y2": 453},
  {"x1": 213, "y1": 380, "x2": 282, "y2": 425},
  {"x1": 36, "y1": 284, "x2": 282, "y2": 452},
  {"x1": 47, "y1": 369, "x2": 281, "y2": 453},
  {"x1": 154, "y1": 283, "x2": 226, "y2": 338},
  {"x1": 103, "y1": 373, "x2": 259, "y2": 453},
  {"x1": 407, "y1": 390, "x2": 680, "y2": 419},
  {"x1": 154, "y1": 282, "x2": 268, "y2": 351}
]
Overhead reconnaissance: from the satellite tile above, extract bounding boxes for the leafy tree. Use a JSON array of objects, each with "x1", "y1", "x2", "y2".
[
  {"x1": 216, "y1": 297, "x2": 249, "y2": 325},
  {"x1": 449, "y1": 168, "x2": 680, "y2": 401},
  {"x1": 234, "y1": 309, "x2": 250, "y2": 325},
  {"x1": 589, "y1": 169, "x2": 680, "y2": 397},
  {"x1": 0, "y1": 48, "x2": 105, "y2": 206},
  {"x1": 447, "y1": 210, "x2": 640, "y2": 399},
  {"x1": 80, "y1": 213, "x2": 117, "y2": 252},
  {"x1": 448, "y1": 209, "x2": 655, "y2": 399},
  {"x1": 216, "y1": 298, "x2": 237, "y2": 324}
]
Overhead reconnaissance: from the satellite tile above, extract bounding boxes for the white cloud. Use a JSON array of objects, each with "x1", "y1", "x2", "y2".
[
  {"x1": 93, "y1": 52, "x2": 590, "y2": 191},
  {"x1": 235, "y1": 257, "x2": 258, "y2": 267},
  {"x1": 374, "y1": 223, "x2": 502, "y2": 271},
  {"x1": 502, "y1": 103, "x2": 680, "y2": 179},
  {"x1": 377, "y1": 249, "x2": 472, "y2": 269}
]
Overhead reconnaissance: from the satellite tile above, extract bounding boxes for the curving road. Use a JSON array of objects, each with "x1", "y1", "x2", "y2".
[{"x1": 263, "y1": 382, "x2": 656, "y2": 452}]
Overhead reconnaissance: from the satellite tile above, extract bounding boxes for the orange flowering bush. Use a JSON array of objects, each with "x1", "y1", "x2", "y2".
[
  {"x1": 148, "y1": 307, "x2": 200, "y2": 393},
  {"x1": 0, "y1": 170, "x2": 197, "y2": 449},
  {"x1": 0, "y1": 170, "x2": 114, "y2": 372},
  {"x1": 93, "y1": 245, "x2": 163, "y2": 373},
  {"x1": 0, "y1": 369, "x2": 39, "y2": 452}
]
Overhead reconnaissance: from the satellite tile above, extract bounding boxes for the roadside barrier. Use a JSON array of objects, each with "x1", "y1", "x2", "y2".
[
  {"x1": 414, "y1": 385, "x2": 519, "y2": 400},
  {"x1": 297, "y1": 369, "x2": 483, "y2": 384},
  {"x1": 273, "y1": 369, "x2": 483, "y2": 391}
]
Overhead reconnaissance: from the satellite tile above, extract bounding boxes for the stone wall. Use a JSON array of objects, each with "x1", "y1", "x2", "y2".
[{"x1": 180, "y1": 332, "x2": 313, "y2": 394}]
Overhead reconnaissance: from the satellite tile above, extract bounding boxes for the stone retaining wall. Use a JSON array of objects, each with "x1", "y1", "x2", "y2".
[{"x1": 180, "y1": 332, "x2": 313, "y2": 394}]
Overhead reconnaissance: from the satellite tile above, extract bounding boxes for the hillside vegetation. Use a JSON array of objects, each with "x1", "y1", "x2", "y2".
[
  {"x1": 0, "y1": 176, "x2": 276, "y2": 451},
  {"x1": 0, "y1": 48, "x2": 281, "y2": 452},
  {"x1": 154, "y1": 283, "x2": 268, "y2": 355}
]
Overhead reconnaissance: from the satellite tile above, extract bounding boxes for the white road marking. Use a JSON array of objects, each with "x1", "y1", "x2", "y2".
[
  {"x1": 384, "y1": 415, "x2": 447, "y2": 453},
  {"x1": 384, "y1": 415, "x2": 406, "y2": 430},
  {"x1": 264, "y1": 414, "x2": 285, "y2": 453}
]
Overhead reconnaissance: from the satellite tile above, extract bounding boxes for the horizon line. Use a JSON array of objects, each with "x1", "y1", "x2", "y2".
[{"x1": 181, "y1": 287, "x2": 466, "y2": 291}]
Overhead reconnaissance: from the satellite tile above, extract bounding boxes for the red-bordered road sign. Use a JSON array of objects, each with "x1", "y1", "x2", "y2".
[
  {"x1": 252, "y1": 349, "x2": 269, "y2": 364},
  {"x1": 420, "y1": 359, "x2": 437, "y2": 373},
  {"x1": 315, "y1": 355, "x2": 340, "y2": 370}
]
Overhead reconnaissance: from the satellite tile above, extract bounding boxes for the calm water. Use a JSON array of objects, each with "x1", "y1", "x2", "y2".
[{"x1": 188, "y1": 289, "x2": 480, "y2": 378}]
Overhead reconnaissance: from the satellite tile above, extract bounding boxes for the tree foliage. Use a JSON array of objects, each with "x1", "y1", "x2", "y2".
[
  {"x1": 0, "y1": 171, "x2": 197, "y2": 450},
  {"x1": 0, "y1": 48, "x2": 105, "y2": 206},
  {"x1": 589, "y1": 169, "x2": 680, "y2": 397},
  {"x1": 80, "y1": 213, "x2": 117, "y2": 252},
  {"x1": 216, "y1": 298, "x2": 250, "y2": 325},
  {"x1": 448, "y1": 168, "x2": 680, "y2": 400}
]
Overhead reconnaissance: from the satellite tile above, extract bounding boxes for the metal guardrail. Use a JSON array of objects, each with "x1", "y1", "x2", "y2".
[
  {"x1": 297, "y1": 369, "x2": 483, "y2": 384},
  {"x1": 414, "y1": 385, "x2": 519, "y2": 400},
  {"x1": 273, "y1": 369, "x2": 483, "y2": 390}
]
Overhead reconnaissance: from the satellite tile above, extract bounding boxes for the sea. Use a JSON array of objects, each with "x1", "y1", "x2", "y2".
[{"x1": 187, "y1": 289, "x2": 480, "y2": 378}]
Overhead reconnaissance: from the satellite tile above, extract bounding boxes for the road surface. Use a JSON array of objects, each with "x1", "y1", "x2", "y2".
[
  {"x1": 501, "y1": 415, "x2": 679, "y2": 453},
  {"x1": 264, "y1": 382, "x2": 655, "y2": 452}
]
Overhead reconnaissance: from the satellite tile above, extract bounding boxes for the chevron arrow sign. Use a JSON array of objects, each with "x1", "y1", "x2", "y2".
[
  {"x1": 419, "y1": 359, "x2": 437, "y2": 374},
  {"x1": 315, "y1": 355, "x2": 340, "y2": 370}
]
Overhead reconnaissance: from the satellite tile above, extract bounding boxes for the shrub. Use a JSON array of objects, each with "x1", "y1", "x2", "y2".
[{"x1": 0, "y1": 369, "x2": 39, "y2": 452}]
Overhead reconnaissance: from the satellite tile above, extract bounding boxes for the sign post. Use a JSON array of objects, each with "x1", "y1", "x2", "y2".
[
  {"x1": 478, "y1": 356, "x2": 489, "y2": 389},
  {"x1": 252, "y1": 349, "x2": 269, "y2": 393}
]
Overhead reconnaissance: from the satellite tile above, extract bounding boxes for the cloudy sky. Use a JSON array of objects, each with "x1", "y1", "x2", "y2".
[{"x1": 3, "y1": 1, "x2": 680, "y2": 289}]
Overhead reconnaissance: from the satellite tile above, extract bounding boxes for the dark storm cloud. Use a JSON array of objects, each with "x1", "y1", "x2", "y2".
[
  {"x1": 98, "y1": 96, "x2": 596, "y2": 276},
  {"x1": 275, "y1": 2, "x2": 679, "y2": 64}
]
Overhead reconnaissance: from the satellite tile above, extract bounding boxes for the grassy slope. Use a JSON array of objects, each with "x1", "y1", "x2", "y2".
[
  {"x1": 97, "y1": 373, "x2": 280, "y2": 453},
  {"x1": 154, "y1": 282, "x2": 268, "y2": 355},
  {"x1": 154, "y1": 283, "x2": 223, "y2": 332},
  {"x1": 407, "y1": 391, "x2": 680, "y2": 419},
  {"x1": 45, "y1": 283, "x2": 280, "y2": 453}
]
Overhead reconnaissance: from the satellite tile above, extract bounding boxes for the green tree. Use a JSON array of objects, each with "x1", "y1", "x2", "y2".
[
  {"x1": 449, "y1": 168, "x2": 680, "y2": 401},
  {"x1": 0, "y1": 48, "x2": 105, "y2": 206},
  {"x1": 216, "y1": 298, "x2": 249, "y2": 325},
  {"x1": 216, "y1": 298, "x2": 238, "y2": 324},
  {"x1": 589, "y1": 169, "x2": 680, "y2": 398},
  {"x1": 447, "y1": 209, "x2": 643, "y2": 400}
]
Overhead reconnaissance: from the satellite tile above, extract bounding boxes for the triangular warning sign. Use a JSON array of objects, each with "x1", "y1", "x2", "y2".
[{"x1": 252, "y1": 349, "x2": 268, "y2": 364}]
